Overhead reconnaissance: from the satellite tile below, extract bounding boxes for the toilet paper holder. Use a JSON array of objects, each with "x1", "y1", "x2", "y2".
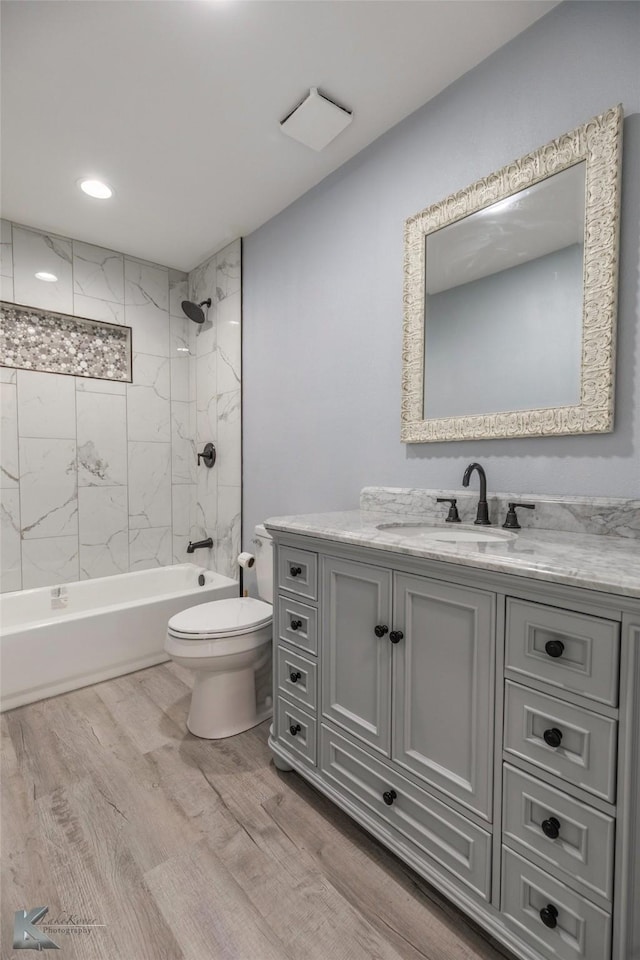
[{"x1": 197, "y1": 442, "x2": 216, "y2": 468}]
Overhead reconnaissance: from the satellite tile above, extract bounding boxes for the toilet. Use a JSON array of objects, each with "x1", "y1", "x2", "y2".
[{"x1": 165, "y1": 525, "x2": 273, "y2": 739}]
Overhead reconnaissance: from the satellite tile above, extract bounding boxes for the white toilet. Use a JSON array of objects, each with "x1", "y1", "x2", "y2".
[{"x1": 165, "y1": 525, "x2": 273, "y2": 739}]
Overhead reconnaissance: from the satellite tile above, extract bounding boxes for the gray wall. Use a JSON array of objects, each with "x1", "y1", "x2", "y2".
[
  {"x1": 425, "y1": 244, "x2": 584, "y2": 418},
  {"x1": 243, "y1": 2, "x2": 640, "y2": 539}
]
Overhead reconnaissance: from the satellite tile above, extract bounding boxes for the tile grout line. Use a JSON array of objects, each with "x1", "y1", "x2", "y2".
[
  {"x1": 124, "y1": 257, "x2": 132, "y2": 575},
  {"x1": 9, "y1": 222, "x2": 24, "y2": 590},
  {"x1": 167, "y1": 267, "x2": 175, "y2": 570},
  {"x1": 71, "y1": 238, "x2": 80, "y2": 583}
]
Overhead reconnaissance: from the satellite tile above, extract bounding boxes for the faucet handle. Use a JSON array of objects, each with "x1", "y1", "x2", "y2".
[
  {"x1": 502, "y1": 502, "x2": 535, "y2": 530},
  {"x1": 436, "y1": 497, "x2": 461, "y2": 523},
  {"x1": 197, "y1": 442, "x2": 216, "y2": 468}
]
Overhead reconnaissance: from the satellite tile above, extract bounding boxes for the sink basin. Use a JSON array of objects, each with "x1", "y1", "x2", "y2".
[{"x1": 376, "y1": 522, "x2": 516, "y2": 543}]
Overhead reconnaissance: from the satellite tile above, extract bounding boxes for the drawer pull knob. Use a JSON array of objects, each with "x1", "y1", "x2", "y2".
[
  {"x1": 389, "y1": 630, "x2": 404, "y2": 644},
  {"x1": 374, "y1": 624, "x2": 389, "y2": 638},
  {"x1": 289, "y1": 723, "x2": 302, "y2": 736},
  {"x1": 545, "y1": 639, "x2": 565, "y2": 659},
  {"x1": 541, "y1": 816, "x2": 561, "y2": 839},
  {"x1": 539, "y1": 904, "x2": 559, "y2": 929},
  {"x1": 382, "y1": 789, "x2": 397, "y2": 806},
  {"x1": 543, "y1": 727, "x2": 563, "y2": 748},
  {"x1": 290, "y1": 566, "x2": 302, "y2": 578},
  {"x1": 290, "y1": 619, "x2": 303, "y2": 631},
  {"x1": 289, "y1": 671, "x2": 302, "y2": 683}
]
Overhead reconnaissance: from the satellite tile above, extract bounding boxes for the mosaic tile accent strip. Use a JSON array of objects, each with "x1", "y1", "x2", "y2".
[{"x1": 0, "y1": 301, "x2": 132, "y2": 382}]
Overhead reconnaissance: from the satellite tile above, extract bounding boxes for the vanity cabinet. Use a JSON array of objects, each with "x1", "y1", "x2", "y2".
[
  {"x1": 269, "y1": 533, "x2": 639, "y2": 960},
  {"x1": 321, "y1": 557, "x2": 392, "y2": 754},
  {"x1": 392, "y1": 572, "x2": 494, "y2": 820},
  {"x1": 320, "y1": 556, "x2": 495, "y2": 818}
]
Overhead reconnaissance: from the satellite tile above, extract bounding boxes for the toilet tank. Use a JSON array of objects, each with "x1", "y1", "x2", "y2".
[{"x1": 253, "y1": 524, "x2": 273, "y2": 604}]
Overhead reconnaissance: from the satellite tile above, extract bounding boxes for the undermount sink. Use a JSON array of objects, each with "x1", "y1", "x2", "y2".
[{"x1": 376, "y1": 522, "x2": 516, "y2": 543}]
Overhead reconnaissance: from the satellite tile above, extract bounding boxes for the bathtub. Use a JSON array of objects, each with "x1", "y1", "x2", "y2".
[{"x1": 0, "y1": 564, "x2": 238, "y2": 711}]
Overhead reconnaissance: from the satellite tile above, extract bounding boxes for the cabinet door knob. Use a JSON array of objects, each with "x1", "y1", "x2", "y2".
[
  {"x1": 289, "y1": 723, "x2": 301, "y2": 736},
  {"x1": 389, "y1": 630, "x2": 403, "y2": 644},
  {"x1": 374, "y1": 624, "x2": 389, "y2": 638},
  {"x1": 290, "y1": 566, "x2": 302, "y2": 578},
  {"x1": 541, "y1": 816, "x2": 561, "y2": 839},
  {"x1": 539, "y1": 904, "x2": 559, "y2": 929},
  {"x1": 290, "y1": 619, "x2": 303, "y2": 631},
  {"x1": 543, "y1": 727, "x2": 563, "y2": 748},
  {"x1": 382, "y1": 789, "x2": 397, "y2": 806},
  {"x1": 545, "y1": 639, "x2": 565, "y2": 659},
  {"x1": 289, "y1": 671, "x2": 302, "y2": 683}
]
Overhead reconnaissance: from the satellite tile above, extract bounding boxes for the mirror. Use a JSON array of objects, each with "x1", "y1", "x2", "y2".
[{"x1": 402, "y1": 105, "x2": 623, "y2": 443}]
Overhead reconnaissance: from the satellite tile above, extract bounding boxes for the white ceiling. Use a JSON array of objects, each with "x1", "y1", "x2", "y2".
[{"x1": 1, "y1": 0, "x2": 557, "y2": 272}]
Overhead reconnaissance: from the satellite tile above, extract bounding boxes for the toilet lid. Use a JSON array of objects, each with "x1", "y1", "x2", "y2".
[{"x1": 168, "y1": 597, "x2": 272, "y2": 639}]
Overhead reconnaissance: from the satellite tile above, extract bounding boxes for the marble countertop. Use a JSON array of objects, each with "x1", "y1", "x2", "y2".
[{"x1": 265, "y1": 509, "x2": 640, "y2": 600}]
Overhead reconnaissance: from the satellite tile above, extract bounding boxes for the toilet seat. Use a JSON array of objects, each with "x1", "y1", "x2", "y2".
[{"x1": 167, "y1": 597, "x2": 272, "y2": 642}]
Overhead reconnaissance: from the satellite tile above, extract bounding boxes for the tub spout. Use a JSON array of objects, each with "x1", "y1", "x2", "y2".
[{"x1": 187, "y1": 537, "x2": 213, "y2": 554}]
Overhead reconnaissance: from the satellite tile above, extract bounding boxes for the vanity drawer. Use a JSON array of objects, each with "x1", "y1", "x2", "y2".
[
  {"x1": 277, "y1": 596, "x2": 318, "y2": 655},
  {"x1": 505, "y1": 599, "x2": 619, "y2": 706},
  {"x1": 276, "y1": 697, "x2": 317, "y2": 766},
  {"x1": 504, "y1": 682, "x2": 617, "y2": 802},
  {"x1": 320, "y1": 725, "x2": 492, "y2": 901},
  {"x1": 501, "y1": 847, "x2": 611, "y2": 960},
  {"x1": 503, "y1": 764, "x2": 615, "y2": 902},
  {"x1": 278, "y1": 546, "x2": 318, "y2": 601},
  {"x1": 276, "y1": 645, "x2": 317, "y2": 712}
]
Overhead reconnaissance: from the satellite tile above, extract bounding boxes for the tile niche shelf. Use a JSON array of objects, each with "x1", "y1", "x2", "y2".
[{"x1": 0, "y1": 300, "x2": 132, "y2": 382}]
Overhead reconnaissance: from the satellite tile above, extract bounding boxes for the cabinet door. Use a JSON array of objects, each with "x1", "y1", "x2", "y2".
[
  {"x1": 392, "y1": 573, "x2": 495, "y2": 819},
  {"x1": 321, "y1": 556, "x2": 392, "y2": 755}
]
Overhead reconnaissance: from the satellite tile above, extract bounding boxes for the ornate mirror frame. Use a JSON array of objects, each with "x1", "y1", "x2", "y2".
[{"x1": 401, "y1": 104, "x2": 623, "y2": 443}]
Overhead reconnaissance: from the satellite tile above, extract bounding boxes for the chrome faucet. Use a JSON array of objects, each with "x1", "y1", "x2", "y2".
[
  {"x1": 187, "y1": 537, "x2": 213, "y2": 554},
  {"x1": 462, "y1": 462, "x2": 491, "y2": 525}
]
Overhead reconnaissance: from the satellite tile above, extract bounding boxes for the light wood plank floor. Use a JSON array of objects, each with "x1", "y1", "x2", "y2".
[{"x1": 2, "y1": 663, "x2": 515, "y2": 960}]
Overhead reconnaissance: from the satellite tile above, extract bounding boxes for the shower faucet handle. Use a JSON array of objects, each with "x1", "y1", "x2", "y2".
[{"x1": 197, "y1": 442, "x2": 216, "y2": 468}]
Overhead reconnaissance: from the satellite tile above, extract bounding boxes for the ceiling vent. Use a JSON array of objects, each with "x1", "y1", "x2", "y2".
[{"x1": 280, "y1": 87, "x2": 352, "y2": 152}]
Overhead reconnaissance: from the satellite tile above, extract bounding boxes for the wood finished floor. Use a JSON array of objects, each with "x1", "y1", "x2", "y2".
[{"x1": 2, "y1": 663, "x2": 515, "y2": 960}]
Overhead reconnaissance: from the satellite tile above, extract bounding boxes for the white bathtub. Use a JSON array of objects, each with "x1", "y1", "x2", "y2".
[{"x1": 0, "y1": 564, "x2": 238, "y2": 711}]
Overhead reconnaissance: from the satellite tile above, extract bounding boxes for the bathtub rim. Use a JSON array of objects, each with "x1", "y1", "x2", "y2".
[{"x1": 0, "y1": 563, "x2": 239, "y2": 635}]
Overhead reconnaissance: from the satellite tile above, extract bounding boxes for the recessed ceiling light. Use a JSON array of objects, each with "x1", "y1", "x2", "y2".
[
  {"x1": 79, "y1": 178, "x2": 113, "y2": 200},
  {"x1": 35, "y1": 271, "x2": 58, "y2": 282}
]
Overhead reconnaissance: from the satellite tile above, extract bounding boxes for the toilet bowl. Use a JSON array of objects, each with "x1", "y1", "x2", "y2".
[{"x1": 165, "y1": 525, "x2": 274, "y2": 739}]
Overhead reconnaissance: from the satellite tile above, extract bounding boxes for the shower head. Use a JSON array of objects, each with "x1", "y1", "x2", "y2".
[{"x1": 181, "y1": 298, "x2": 211, "y2": 324}]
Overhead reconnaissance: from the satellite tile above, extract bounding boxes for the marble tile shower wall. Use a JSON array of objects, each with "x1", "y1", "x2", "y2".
[
  {"x1": 0, "y1": 220, "x2": 198, "y2": 591},
  {"x1": 188, "y1": 240, "x2": 241, "y2": 581}
]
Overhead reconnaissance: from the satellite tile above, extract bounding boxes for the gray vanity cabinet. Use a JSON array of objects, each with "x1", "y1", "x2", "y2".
[
  {"x1": 392, "y1": 573, "x2": 495, "y2": 820},
  {"x1": 321, "y1": 559, "x2": 495, "y2": 818},
  {"x1": 270, "y1": 531, "x2": 640, "y2": 960},
  {"x1": 320, "y1": 556, "x2": 392, "y2": 754}
]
